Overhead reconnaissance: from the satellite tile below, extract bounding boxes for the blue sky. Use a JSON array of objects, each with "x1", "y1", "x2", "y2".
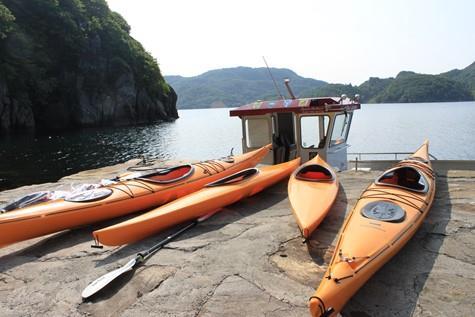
[{"x1": 106, "y1": 0, "x2": 475, "y2": 84}]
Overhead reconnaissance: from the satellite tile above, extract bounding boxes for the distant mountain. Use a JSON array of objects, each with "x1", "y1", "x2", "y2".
[
  {"x1": 303, "y1": 63, "x2": 475, "y2": 103},
  {"x1": 168, "y1": 63, "x2": 475, "y2": 108},
  {"x1": 370, "y1": 72, "x2": 473, "y2": 103},
  {"x1": 165, "y1": 67, "x2": 326, "y2": 109},
  {"x1": 441, "y1": 61, "x2": 475, "y2": 97}
]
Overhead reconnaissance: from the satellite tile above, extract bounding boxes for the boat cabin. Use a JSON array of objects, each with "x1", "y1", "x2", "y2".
[{"x1": 229, "y1": 96, "x2": 360, "y2": 171}]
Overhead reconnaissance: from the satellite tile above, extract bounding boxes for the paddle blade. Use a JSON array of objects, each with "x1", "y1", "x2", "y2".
[{"x1": 82, "y1": 257, "x2": 138, "y2": 299}]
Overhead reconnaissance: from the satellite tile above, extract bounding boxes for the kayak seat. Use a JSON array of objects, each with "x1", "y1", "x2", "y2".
[
  {"x1": 137, "y1": 165, "x2": 194, "y2": 184},
  {"x1": 379, "y1": 172, "x2": 398, "y2": 185},
  {"x1": 206, "y1": 168, "x2": 258, "y2": 187},
  {"x1": 376, "y1": 166, "x2": 428, "y2": 192},
  {"x1": 295, "y1": 164, "x2": 334, "y2": 182}
]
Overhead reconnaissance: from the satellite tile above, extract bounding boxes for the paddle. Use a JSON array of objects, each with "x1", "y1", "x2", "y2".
[{"x1": 81, "y1": 211, "x2": 217, "y2": 299}]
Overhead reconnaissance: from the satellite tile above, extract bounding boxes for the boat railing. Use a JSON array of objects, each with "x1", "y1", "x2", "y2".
[{"x1": 348, "y1": 152, "x2": 438, "y2": 161}]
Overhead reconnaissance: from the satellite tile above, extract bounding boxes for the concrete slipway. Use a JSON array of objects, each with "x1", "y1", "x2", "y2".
[{"x1": 0, "y1": 160, "x2": 473, "y2": 316}]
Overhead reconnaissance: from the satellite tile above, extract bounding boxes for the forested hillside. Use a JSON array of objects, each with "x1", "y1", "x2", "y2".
[
  {"x1": 166, "y1": 67, "x2": 326, "y2": 109},
  {"x1": 0, "y1": 0, "x2": 177, "y2": 132},
  {"x1": 441, "y1": 62, "x2": 475, "y2": 97},
  {"x1": 169, "y1": 63, "x2": 475, "y2": 108},
  {"x1": 303, "y1": 64, "x2": 475, "y2": 103}
]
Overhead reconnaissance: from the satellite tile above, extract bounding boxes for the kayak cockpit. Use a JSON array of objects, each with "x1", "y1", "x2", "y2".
[
  {"x1": 376, "y1": 166, "x2": 429, "y2": 193},
  {"x1": 206, "y1": 168, "x2": 259, "y2": 187},
  {"x1": 137, "y1": 165, "x2": 194, "y2": 184},
  {"x1": 295, "y1": 164, "x2": 335, "y2": 182}
]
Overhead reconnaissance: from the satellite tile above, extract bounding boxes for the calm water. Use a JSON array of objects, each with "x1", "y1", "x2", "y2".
[{"x1": 1, "y1": 101, "x2": 474, "y2": 190}]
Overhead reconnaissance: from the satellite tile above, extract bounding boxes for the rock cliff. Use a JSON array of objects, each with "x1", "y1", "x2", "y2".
[{"x1": 0, "y1": 0, "x2": 177, "y2": 132}]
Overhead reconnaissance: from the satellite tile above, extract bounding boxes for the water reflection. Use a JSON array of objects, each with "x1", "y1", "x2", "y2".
[
  {"x1": 1, "y1": 102, "x2": 474, "y2": 190},
  {"x1": 0, "y1": 108, "x2": 241, "y2": 190}
]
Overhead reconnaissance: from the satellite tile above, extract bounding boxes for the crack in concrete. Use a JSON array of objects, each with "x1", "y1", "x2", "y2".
[
  {"x1": 38, "y1": 248, "x2": 116, "y2": 263},
  {"x1": 194, "y1": 274, "x2": 232, "y2": 317},
  {"x1": 163, "y1": 242, "x2": 211, "y2": 253},
  {"x1": 213, "y1": 224, "x2": 259, "y2": 244},
  {"x1": 0, "y1": 272, "x2": 29, "y2": 284},
  {"x1": 420, "y1": 247, "x2": 475, "y2": 267},
  {"x1": 235, "y1": 273, "x2": 304, "y2": 308},
  {"x1": 266, "y1": 235, "x2": 302, "y2": 258},
  {"x1": 264, "y1": 305, "x2": 292, "y2": 317}
]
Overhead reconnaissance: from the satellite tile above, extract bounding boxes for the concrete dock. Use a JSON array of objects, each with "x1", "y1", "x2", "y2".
[{"x1": 0, "y1": 161, "x2": 473, "y2": 316}]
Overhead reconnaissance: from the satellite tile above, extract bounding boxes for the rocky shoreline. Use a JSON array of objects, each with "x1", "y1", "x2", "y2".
[
  {"x1": 0, "y1": 0, "x2": 178, "y2": 132},
  {"x1": 0, "y1": 162, "x2": 474, "y2": 316}
]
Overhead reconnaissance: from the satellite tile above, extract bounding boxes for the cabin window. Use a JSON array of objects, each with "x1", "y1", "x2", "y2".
[
  {"x1": 300, "y1": 115, "x2": 329, "y2": 149},
  {"x1": 245, "y1": 118, "x2": 271, "y2": 148},
  {"x1": 330, "y1": 113, "x2": 352, "y2": 147}
]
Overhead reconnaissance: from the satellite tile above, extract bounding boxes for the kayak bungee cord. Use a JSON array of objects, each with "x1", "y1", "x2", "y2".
[
  {"x1": 395, "y1": 160, "x2": 436, "y2": 179},
  {"x1": 82, "y1": 211, "x2": 218, "y2": 299},
  {"x1": 106, "y1": 180, "x2": 156, "y2": 198},
  {"x1": 324, "y1": 160, "x2": 435, "y2": 283},
  {"x1": 195, "y1": 160, "x2": 226, "y2": 174},
  {"x1": 105, "y1": 159, "x2": 230, "y2": 198},
  {"x1": 94, "y1": 156, "x2": 248, "y2": 200},
  {"x1": 359, "y1": 189, "x2": 427, "y2": 213}
]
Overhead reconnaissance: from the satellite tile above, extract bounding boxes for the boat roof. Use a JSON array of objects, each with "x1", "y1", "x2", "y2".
[{"x1": 229, "y1": 97, "x2": 360, "y2": 117}]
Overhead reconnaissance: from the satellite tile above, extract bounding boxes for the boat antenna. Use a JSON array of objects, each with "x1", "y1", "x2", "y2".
[
  {"x1": 262, "y1": 56, "x2": 285, "y2": 100},
  {"x1": 284, "y1": 78, "x2": 296, "y2": 100}
]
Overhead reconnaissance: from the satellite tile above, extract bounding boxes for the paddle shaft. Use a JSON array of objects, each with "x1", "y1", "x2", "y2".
[
  {"x1": 82, "y1": 210, "x2": 218, "y2": 298},
  {"x1": 137, "y1": 219, "x2": 199, "y2": 262},
  {"x1": 139, "y1": 210, "x2": 218, "y2": 261}
]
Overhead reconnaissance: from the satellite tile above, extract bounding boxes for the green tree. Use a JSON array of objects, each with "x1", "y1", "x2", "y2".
[{"x1": 0, "y1": 2, "x2": 15, "y2": 39}]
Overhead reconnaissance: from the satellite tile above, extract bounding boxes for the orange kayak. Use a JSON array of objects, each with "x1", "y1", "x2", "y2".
[
  {"x1": 309, "y1": 141, "x2": 436, "y2": 316},
  {"x1": 288, "y1": 155, "x2": 338, "y2": 239},
  {"x1": 0, "y1": 145, "x2": 270, "y2": 247},
  {"x1": 93, "y1": 158, "x2": 301, "y2": 246}
]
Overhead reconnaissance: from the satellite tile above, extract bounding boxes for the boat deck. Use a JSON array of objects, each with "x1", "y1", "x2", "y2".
[{"x1": 0, "y1": 161, "x2": 474, "y2": 316}]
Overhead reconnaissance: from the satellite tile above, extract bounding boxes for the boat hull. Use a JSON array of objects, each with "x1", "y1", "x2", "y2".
[
  {"x1": 0, "y1": 145, "x2": 270, "y2": 247},
  {"x1": 93, "y1": 158, "x2": 301, "y2": 246},
  {"x1": 309, "y1": 141, "x2": 436, "y2": 316}
]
